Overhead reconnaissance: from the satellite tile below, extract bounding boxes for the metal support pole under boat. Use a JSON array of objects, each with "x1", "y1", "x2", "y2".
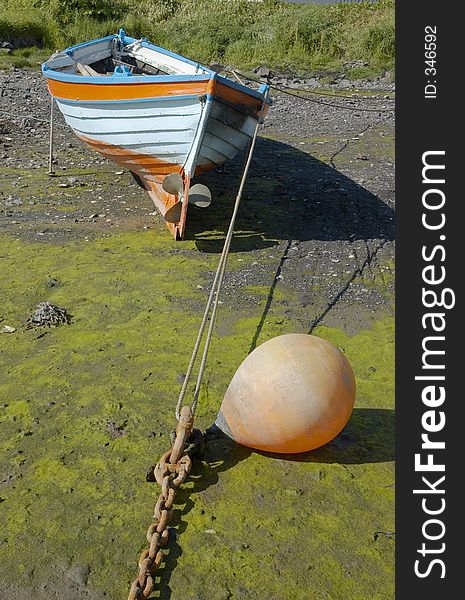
[{"x1": 48, "y1": 97, "x2": 55, "y2": 176}]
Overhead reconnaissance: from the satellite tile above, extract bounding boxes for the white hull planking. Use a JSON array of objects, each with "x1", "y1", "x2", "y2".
[
  {"x1": 56, "y1": 95, "x2": 204, "y2": 171},
  {"x1": 56, "y1": 95, "x2": 258, "y2": 175},
  {"x1": 198, "y1": 99, "x2": 257, "y2": 167}
]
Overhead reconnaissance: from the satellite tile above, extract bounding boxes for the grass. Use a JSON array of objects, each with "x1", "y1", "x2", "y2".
[{"x1": 0, "y1": 0, "x2": 394, "y2": 77}]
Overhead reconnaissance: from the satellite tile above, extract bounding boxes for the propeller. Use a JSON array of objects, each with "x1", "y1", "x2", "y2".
[
  {"x1": 164, "y1": 201, "x2": 183, "y2": 223},
  {"x1": 188, "y1": 184, "x2": 212, "y2": 208},
  {"x1": 162, "y1": 173, "x2": 184, "y2": 223},
  {"x1": 162, "y1": 172, "x2": 184, "y2": 196},
  {"x1": 161, "y1": 173, "x2": 212, "y2": 223}
]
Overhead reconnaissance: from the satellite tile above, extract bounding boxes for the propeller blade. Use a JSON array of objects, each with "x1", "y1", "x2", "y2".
[
  {"x1": 188, "y1": 184, "x2": 212, "y2": 208},
  {"x1": 162, "y1": 173, "x2": 184, "y2": 196},
  {"x1": 164, "y1": 201, "x2": 182, "y2": 223}
]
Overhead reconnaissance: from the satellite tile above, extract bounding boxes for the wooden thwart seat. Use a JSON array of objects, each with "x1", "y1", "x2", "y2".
[{"x1": 76, "y1": 63, "x2": 100, "y2": 76}]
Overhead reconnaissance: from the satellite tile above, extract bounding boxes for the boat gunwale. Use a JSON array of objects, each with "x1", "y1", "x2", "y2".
[{"x1": 42, "y1": 34, "x2": 269, "y2": 102}]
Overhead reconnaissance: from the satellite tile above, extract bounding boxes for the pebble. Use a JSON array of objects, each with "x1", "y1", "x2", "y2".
[
  {"x1": 1, "y1": 325, "x2": 16, "y2": 333},
  {"x1": 255, "y1": 66, "x2": 271, "y2": 78}
]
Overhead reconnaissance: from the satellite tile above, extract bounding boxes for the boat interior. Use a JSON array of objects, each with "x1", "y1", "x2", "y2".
[{"x1": 44, "y1": 35, "x2": 211, "y2": 78}]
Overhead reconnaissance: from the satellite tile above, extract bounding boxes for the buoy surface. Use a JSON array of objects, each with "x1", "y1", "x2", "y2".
[{"x1": 216, "y1": 333, "x2": 356, "y2": 453}]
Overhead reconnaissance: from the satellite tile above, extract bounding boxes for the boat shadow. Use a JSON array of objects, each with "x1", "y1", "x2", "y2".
[
  {"x1": 186, "y1": 137, "x2": 394, "y2": 253},
  {"x1": 155, "y1": 407, "x2": 393, "y2": 598}
]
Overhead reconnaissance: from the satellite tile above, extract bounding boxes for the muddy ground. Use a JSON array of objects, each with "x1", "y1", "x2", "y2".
[{"x1": 0, "y1": 68, "x2": 394, "y2": 600}]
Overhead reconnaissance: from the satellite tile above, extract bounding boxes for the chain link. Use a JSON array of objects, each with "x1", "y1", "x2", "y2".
[{"x1": 128, "y1": 406, "x2": 194, "y2": 600}]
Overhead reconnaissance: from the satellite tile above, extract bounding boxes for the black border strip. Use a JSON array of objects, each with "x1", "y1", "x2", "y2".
[{"x1": 396, "y1": 2, "x2": 460, "y2": 597}]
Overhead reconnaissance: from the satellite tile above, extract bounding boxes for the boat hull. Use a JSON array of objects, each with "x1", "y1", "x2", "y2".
[{"x1": 43, "y1": 34, "x2": 269, "y2": 239}]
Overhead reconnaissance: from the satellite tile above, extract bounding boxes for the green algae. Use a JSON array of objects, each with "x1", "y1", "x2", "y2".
[
  {"x1": 314, "y1": 317, "x2": 394, "y2": 408},
  {"x1": 358, "y1": 258, "x2": 395, "y2": 296},
  {"x1": 0, "y1": 230, "x2": 393, "y2": 599}
]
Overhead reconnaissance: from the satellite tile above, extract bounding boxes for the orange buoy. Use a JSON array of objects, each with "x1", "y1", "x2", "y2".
[{"x1": 215, "y1": 334, "x2": 356, "y2": 453}]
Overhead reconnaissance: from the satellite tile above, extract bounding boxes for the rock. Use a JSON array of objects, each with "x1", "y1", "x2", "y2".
[
  {"x1": 1, "y1": 325, "x2": 16, "y2": 333},
  {"x1": 255, "y1": 66, "x2": 271, "y2": 79},
  {"x1": 208, "y1": 62, "x2": 224, "y2": 73},
  {"x1": 45, "y1": 277, "x2": 62, "y2": 288},
  {"x1": 305, "y1": 78, "x2": 320, "y2": 87},
  {"x1": 28, "y1": 302, "x2": 70, "y2": 328}
]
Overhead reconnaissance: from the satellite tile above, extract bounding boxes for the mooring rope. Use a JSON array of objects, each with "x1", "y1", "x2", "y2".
[
  {"x1": 228, "y1": 70, "x2": 395, "y2": 113},
  {"x1": 175, "y1": 92, "x2": 269, "y2": 420}
]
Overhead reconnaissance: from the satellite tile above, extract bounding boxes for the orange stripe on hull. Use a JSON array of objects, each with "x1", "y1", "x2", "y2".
[
  {"x1": 77, "y1": 132, "x2": 181, "y2": 236},
  {"x1": 47, "y1": 78, "x2": 210, "y2": 101},
  {"x1": 77, "y1": 133, "x2": 181, "y2": 174},
  {"x1": 75, "y1": 133, "x2": 215, "y2": 239},
  {"x1": 215, "y1": 82, "x2": 263, "y2": 115}
]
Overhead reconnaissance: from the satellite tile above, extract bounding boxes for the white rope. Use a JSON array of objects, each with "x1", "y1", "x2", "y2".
[{"x1": 175, "y1": 92, "x2": 268, "y2": 420}]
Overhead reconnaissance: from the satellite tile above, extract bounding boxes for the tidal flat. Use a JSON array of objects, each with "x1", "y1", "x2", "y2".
[{"x1": 0, "y1": 68, "x2": 394, "y2": 599}]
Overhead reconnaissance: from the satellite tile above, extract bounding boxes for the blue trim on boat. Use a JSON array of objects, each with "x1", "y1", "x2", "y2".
[
  {"x1": 55, "y1": 94, "x2": 202, "y2": 106},
  {"x1": 54, "y1": 90, "x2": 267, "y2": 109},
  {"x1": 42, "y1": 68, "x2": 211, "y2": 85}
]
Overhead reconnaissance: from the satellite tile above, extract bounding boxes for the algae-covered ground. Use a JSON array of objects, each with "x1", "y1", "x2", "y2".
[{"x1": 0, "y1": 69, "x2": 394, "y2": 599}]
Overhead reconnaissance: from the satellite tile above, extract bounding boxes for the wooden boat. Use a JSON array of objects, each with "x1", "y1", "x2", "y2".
[{"x1": 42, "y1": 29, "x2": 270, "y2": 239}]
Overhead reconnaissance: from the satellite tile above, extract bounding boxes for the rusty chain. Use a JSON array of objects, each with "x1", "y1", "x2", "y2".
[{"x1": 128, "y1": 406, "x2": 194, "y2": 600}]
